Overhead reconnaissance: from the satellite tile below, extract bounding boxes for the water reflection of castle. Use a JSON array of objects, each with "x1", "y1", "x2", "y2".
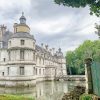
[
  {"x1": 0, "y1": 81, "x2": 85, "y2": 100},
  {"x1": 0, "y1": 13, "x2": 67, "y2": 87}
]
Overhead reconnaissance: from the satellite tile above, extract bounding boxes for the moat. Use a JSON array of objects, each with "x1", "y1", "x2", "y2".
[{"x1": 0, "y1": 81, "x2": 85, "y2": 100}]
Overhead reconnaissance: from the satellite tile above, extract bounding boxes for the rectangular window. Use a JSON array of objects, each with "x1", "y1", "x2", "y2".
[
  {"x1": 43, "y1": 69, "x2": 45, "y2": 75},
  {"x1": 2, "y1": 72, "x2": 4, "y2": 76},
  {"x1": 8, "y1": 51, "x2": 11, "y2": 61},
  {"x1": 21, "y1": 40, "x2": 25, "y2": 45},
  {"x1": 7, "y1": 67, "x2": 10, "y2": 75},
  {"x1": 36, "y1": 68, "x2": 37, "y2": 75},
  {"x1": 20, "y1": 67, "x2": 24, "y2": 75},
  {"x1": 20, "y1": 50, "x2": 24, "y2": 60},
  {"x1": 43, "y1": 59, "x2": 44, "y2": 65},
  {"x1": 39, "y1": 58, "x2": 41, "y2": 64},
  {"x1": 39, "y1": 69, "x2": 41, "y2": 75},
  {"x1": 3, "y1": 58, "x2": 6, "y2": 62}
]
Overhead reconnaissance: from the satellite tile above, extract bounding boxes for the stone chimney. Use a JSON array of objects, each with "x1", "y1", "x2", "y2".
[
  {"x1": 0, "y1": 25, "x2": 6, "y2": 39},
  {"x1": 49, "y1": 48, "x2": 52, "y2": 53},
  {"x1": 52, "y1": 48, "x2": 55, "y2": 55},
  {"x1": 41, "y1": 43, "x2": 44, "y2": 48},
  {"x1": 45, "y1": 44, "x2": 48, "y2": 50}
]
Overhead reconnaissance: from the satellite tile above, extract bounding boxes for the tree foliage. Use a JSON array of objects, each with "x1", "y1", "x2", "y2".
[
  {"x1": 54, "y1": 0, "x2": 100, "y2": 17},
  {"x1": 95, "y1": 23, "x2": 100, "y2": 38},
  {"x1": 66, "y1": 40, "x2": 100, "y2": 75}
]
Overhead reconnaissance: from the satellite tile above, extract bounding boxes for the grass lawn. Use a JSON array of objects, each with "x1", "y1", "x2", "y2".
[{"x1": 0, "y1": 94, "x2": 34, "y2": 100}]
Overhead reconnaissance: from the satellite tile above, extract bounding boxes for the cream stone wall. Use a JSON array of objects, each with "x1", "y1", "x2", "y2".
[
  {"x1": 15, "y1": 25, "x2": 30, "y2": 33},
  {"x1": 8, "y1": 38, "x2": 35, "y2": 49},
  {"x1": 0, "y1": 49, "x2": 8, "y2": 62},
  {"x1": 0, "y1": 13, "x2": 67, "y2": 87}
]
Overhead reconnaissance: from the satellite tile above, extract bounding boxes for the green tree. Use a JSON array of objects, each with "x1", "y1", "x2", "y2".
[
  {"x1": 66, "y1": 40, "x2": 100, "y2": 75},
  {"x1": 54, "y1": 0, "x2": 100, "y2": 17}
]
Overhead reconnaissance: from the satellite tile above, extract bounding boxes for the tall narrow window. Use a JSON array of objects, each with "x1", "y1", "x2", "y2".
[
  {"x1": 39, "y1": 58, "x2": 41, "y2": 64},
  {"x1": 33, "y1": 53, "x2": 35, "y2": 61},
  {"x1": 7, "y1": 67, "x2": 10, "y2": 75},
  {"x1": 20, "y1": 67, "x2": 24, "y2": 75},
  {"x1": 43, "y1": 69, "x2": 45, "y2": 75},
  {"x1": 8, "y1": 51, "x2": 11, "y2": 61},
  {"x1": 36, "y1": 68, "x2": 37, "y2": 75},
  {"x1": 3, "y1": 58, "x2": 6, "y2": 62},
  {"x1": 43, "y1": 59, "x2": 44, "y2": 65},
  {"x1": 39, "y1": 69, "x2": 41, "y2": 75},
  {"x1": 21, "y1": 40, "x2": 25, "y2": 45},
  {"x1": 2, "y1": 72, "x2": 4, "y2": 76},
  {"x1": 20, "y1": 50, "x2": 24, "y2": 60}
]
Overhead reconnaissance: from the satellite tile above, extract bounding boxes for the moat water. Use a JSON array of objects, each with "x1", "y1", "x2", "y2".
[{"x1": 0, "y1": 81, "x2": 85, "y2": 100}]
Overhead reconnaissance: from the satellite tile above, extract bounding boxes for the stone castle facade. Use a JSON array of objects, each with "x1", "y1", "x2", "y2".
[{"x1": 0, "y1": 13, "x2": 67, "y2": 87}]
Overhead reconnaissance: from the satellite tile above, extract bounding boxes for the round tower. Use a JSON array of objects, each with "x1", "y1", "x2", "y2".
[{"x1": 6, "y1": 13, "x2": 36, "y2": 87}]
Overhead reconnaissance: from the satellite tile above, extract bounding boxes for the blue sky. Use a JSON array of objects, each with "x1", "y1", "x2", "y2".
[{"x1": 0, "y1": 0, "x2": 99, "y2": 54}]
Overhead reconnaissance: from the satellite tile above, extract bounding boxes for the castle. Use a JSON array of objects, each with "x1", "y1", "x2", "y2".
[{"x1": 0, "y1": 13, "x2": 67, "y2": 87}]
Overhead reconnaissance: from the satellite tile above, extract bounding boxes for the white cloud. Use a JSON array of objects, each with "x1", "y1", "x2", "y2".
[
  {"x1": 0, "y1": 0, "x2": 99, "y2": 53},
  {"x1": 30, "y1": 16, "x2": 72, "y2": 35}
]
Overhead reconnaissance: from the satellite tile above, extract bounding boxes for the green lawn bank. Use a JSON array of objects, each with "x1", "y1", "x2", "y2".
[
  {"x1": 80, "y1": 94, "x2": 100, "y2": 100},
  {"x1": 0, "y1": 94, "x2": 34, "y2": 100},
  {"x1": 80, "y1": 94, "x2": 93, "y2": 100}
]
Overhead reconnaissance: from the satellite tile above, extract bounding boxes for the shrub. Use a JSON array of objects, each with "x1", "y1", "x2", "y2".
[{"x1": 80, "y1": 94, "x2": 93, "y2": 100}]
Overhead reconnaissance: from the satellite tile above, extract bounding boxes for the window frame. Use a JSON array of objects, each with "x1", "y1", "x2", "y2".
[
  {"x1": 19, "y1": 66, "x2": 24, "y2": 75},
  {"x1": 20, "y1": 50, "x2": 24, "y2": 60},
  {"x1": 21, "y1": 40, "x2": 25, "y2": 45}
]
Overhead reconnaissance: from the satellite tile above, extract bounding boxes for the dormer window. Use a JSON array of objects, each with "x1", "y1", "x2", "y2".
[
  {"x1": 9, "y1": 41, "x2": 11, "y2": 46},
  {"x1": 21, "y1": 40, "x2": 25, "y2": 45}
]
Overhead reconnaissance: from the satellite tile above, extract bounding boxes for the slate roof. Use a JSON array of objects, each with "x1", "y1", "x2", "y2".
[
  {"x1": 10, "y1": 32, "x2": 35, "y2": 40},
  {"x1": 35, "y1": 45, "x2": 49, "y2": 54},
  {"x1": 0, "y1": 31, "x2": 13, "y2": 48},
  {"x1": 0, "y1": 31, "x2": 64, "y2": 59},
  {"x1": 35, "y1": 45, "x2": 64, "y2": 58}
]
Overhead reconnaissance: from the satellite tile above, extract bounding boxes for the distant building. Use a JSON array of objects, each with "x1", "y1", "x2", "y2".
[{"x1": 0, "y1": 13, "x2": 67, "y2": 87}]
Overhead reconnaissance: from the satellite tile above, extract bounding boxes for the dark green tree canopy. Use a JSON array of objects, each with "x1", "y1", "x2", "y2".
[
  {"x1": 66, "y1": 40, "x2": 100, "y2": 75},
  {"x1": 54, "y1": 0, "x2": 100, "y2": 16}
]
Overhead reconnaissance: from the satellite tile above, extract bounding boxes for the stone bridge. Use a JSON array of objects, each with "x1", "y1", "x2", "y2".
[{"x1": 55, "y1": 75, "x2": 86, "y2": 81}]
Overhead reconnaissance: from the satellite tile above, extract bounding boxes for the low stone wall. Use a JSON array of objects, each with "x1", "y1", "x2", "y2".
[
  {"x1": 0, "y1": 76, "x2": 55, "y2": 87},
  {"x1": 55, "y1": 75, "x2": 86, "y2": 81}
]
